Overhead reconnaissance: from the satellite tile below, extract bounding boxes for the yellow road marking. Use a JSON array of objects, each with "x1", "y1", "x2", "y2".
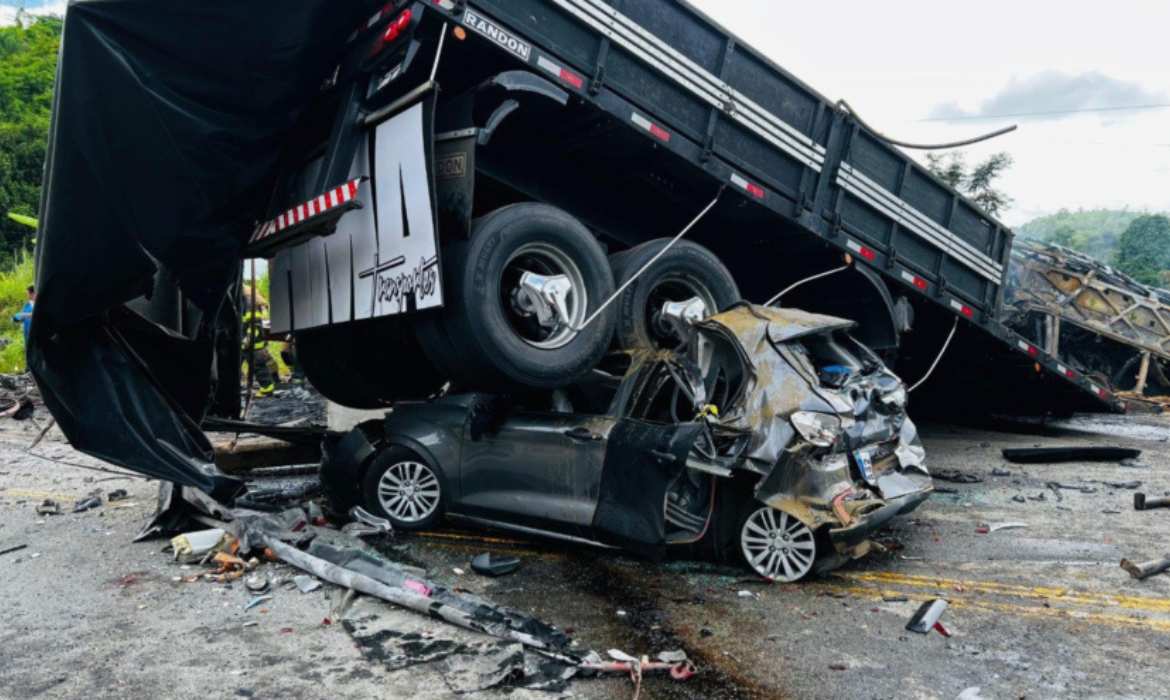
[
  {"x1": 839, "y1": 571, "x2": 1170, "y2": 614},
  {"x1": 826, "y1": 584, "x2": 1170, "y2": 633},
  {"x1": 0, "y1": 489, "x2": 77, "y2": 502},
  {"x1": 418, "y1": 531, "x2": 532, "y2": 546}
]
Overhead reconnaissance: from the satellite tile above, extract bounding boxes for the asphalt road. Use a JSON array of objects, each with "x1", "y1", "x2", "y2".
[{"x1": 1, "y1": 408, "x2": 1168, "y2": 699}]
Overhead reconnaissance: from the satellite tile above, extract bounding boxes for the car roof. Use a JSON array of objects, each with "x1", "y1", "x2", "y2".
[{"x1": 701, "y1": 304, "x2": 856, "y2": 345}]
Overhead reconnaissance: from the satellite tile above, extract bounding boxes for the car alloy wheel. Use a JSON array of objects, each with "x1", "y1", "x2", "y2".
[
  {"x1": 377, "y1": 460, "x2": 442, "y2": 525},
  {"x1": 740, "y1": 505, "x2": 817, "y2": 582}
]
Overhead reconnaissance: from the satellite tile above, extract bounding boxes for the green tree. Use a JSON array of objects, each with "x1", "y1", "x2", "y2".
[
  {"x1": 0, "y1": 13, "x2": 61, "y2": 267},
  {"x1": 925, "y1": 151, "x2": 1014, "y2": 216},
  {"x1": 1112, "y1": 214, "x2": 1170, "y2": 285},
  {"x1": 1017, "y1": 208, "x2": 1145, "y2": 262}
]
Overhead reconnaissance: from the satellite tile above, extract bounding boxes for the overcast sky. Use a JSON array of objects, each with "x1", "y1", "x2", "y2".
[
  {"x1": 4, "y1": 0, "x2": 1168, "y2": 226},
  {"x1": 687, "y1": 0, "x2": 1170, "y2": 226}
]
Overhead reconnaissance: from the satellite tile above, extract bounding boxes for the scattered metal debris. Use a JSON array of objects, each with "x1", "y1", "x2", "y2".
[
  {"x1": 244, "y1": 573, "x2": 270, "y2": 594},
  {"x1": 991, "y1": 468, "x2": 1011, "y2": 477},
  {"x1": 1002, "y1": 447, "x2": 1142, "y2": 464},
  {"x1": 72, "y1": 492, "x2": 102, "y2": 512},
  {"x1": 340, "y1": 506, "x2": 392, "y2": 537},
  {"x1": 1102, "y1": 480, "x2": 1142, "y2": 490},
  {"x1": 107, "y1": 489, "x2": 130, "y2": 502},
  {"x1": 905, "y1": 599, "x2": 949, "y2": 634},
  {"x1": 1134, "y1": 493, "x2": 1170, "y2": 511},
  {"x1": 0, "y1": 544, "x2": 28, "y2": 556},
  {"x1": 35, "y1": 499, "x2": 60, "y2": 516},
  {"x1": 987, "y1": 522, "x2": 1028, "y2": 533},
  {"x1": 471, "y1": 552, "x2": 521, "y2": 577},
  {"x1": 293, "y1": 575, "x2": 321, "y2": 594},
  {"x1": 1121, "y1": 557, "x2": 1170, "y2": 581},
  {"x1": 933, "y1": 469, "x2": 982, "y2": 484}
]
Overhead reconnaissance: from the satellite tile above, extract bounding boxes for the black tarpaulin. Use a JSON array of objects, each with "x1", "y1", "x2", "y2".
[{"x1": 31, "y1": 0, "x2": 370, "y2": 499}]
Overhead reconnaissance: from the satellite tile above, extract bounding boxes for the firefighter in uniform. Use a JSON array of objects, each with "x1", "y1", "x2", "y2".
[{"x1": 241, "y1": 287, "x2": 279, "y2": 397}]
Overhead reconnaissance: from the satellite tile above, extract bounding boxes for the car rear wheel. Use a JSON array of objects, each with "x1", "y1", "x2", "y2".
[
  {"x1": 362, "y1": 446, "x2": 445, "y2": 531},
  {"x1": 416, "y1": 203, "x2": 615, "y2": 391},
  {"x1": 608, "y1": 239, "x2": 740, "y2": 350},
  {"x1": 739, "y1": 504, "x2": 818, "y2": 582}
]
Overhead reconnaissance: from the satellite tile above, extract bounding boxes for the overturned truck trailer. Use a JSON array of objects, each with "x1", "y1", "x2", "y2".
[
  {"x1": 1005, "y1": 241, "x2": 1170, "y2": 406},
  {"x1": 32, "y1": 0, "x2": 1124, "y2": 497}
]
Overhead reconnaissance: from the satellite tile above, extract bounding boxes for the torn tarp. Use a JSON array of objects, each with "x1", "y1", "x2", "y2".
[{"x1": 31, "y1": 0, "x2": 372, "y2": 498}]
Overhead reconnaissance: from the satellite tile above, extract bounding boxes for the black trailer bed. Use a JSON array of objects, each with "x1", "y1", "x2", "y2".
[{"x1": 431, "y1": 0, "x2": 1123, "y2": 413}]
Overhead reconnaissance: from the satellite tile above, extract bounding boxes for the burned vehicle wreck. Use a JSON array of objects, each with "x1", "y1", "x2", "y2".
[{"x1": 322, "y1": 305, "x2": 931, "y2": 582}]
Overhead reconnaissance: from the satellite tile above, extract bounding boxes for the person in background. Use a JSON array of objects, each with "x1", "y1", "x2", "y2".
[
  {"x1": 11, "y1": 285, "x2": 34, "y2": 345},
  {"x1": 241, "y1": 285, "x2": 279, "y2": 397}
]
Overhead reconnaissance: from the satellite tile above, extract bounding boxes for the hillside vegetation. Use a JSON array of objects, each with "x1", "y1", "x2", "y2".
[{"x1": 1017, "y1": 209, "x2": 1170, "y2": 286}]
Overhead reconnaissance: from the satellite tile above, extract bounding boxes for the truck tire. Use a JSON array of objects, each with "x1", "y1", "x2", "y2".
[
  {"x1": 296, "y1": 318, "x2": 446, "y2": 409},
  {"x1": 417, "y1": 204, "x2": 615, "y2": 391},
  {"x1": 608, "y1": 239, "x2": 740, "y2": 350}
]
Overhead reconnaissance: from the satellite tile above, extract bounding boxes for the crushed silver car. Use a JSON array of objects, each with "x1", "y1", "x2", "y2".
[{"x1": 321, "y1": 304, "x2": 932, "y2": 582}]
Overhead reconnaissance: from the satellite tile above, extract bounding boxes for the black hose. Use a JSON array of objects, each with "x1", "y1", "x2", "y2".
[{"x1": 836, "y1": 100, "x2": 1017, "y2": 151}]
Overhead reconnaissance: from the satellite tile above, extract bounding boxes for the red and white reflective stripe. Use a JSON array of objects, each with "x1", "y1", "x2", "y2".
[
  {"x1": 535, "y1": 56, "x2": 584, "y2": 89},
  {"x1": 251, "y1": 178, "x2": 361, "y2": 243},
  {"x1": 632, "y1": 113, "x2": 670, "y2": 142},
  {"x1": 730, "y1": 174, "x2": 765, "y2": 199},
  {"x1": 900, "y1": 270, "x2": 927, "y2": 291},
  {"x1": 1057, "y1": 364, "x2": 1076, "y2": 379},
  {"x1": 1090, "y1": 383, "x2": 1108, "y2": 399},
  {"x1": 845, "y1": 239, "x2": 876, "y2": 261},
  {"x1": 1017, "y1": 340, "x2": 1039, "y2": 357},
  {"x1": 949, "y1": 299, "x2": 974, "y2": 318}
]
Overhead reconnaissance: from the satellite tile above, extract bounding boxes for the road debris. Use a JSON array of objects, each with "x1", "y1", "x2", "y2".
[
  {"x1": 1134, "y1": 493, "x2": 1170, "y2": 511},
  {"x1": 0, "y1": 544, "x2": 28, "y2": 556},
  {"x1": 906, "y1": 599, "x2": 949, "y2": 635},
  {"x1": 987, "y1": 522, "x2": 1029, "y2": 533},
  {"x1": 169, "y1": 529, "x2": 228, "y2": 562},
  {"x1": 1120, "y1": 458, "x2": 1148, "y2": 469},
  {"x1": 933, "y1": 469, "x2": 982, "y2": 483},
  {"x1": 1121, "y1": 557, "x2": 1170, "y2": 581},
  {"x1": 108, "y1": 489, "x2": 130, "y2": 502},
  {"x1": 1102, "y1": 480, "x2": 1143, "y2": 490},
  {"x1": 991, "y1": 468, "x2": 1012, "y2": 477},
  {"x1": 72, "y1": 492, "x2": 102, "y2": 512},
  {"x1": 580, "y1": 650, "x2": 696, "y2": 697},
  {"x1": 470, "y1": 552, "x2": 521, "y2": 577},
  {"x1": 1003, "y1": 447, "x2": 1142, "y2": 464},
  {"x1": 244, "y1": 573, "x2": 270, "y2": 594},
  {"x1": 35, "y1": 499, "x2": 60, "y2": 516},
  {"x1": 339, "y1": 505, "x2": 393, "y2": 538},
  {"x1": 244, "y1": 595, "x2": 273, "y2": 610},
  {"x1": 293, "y1": 575, "x2": 321, "y2": 593}
]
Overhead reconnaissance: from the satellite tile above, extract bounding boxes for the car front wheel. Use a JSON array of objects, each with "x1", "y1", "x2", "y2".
[
  {"x1": 739, "y1": 504, "x2": 818, "y2": 582},
  {"x1": 362, "y1": 446, "x2": 445, "y2": 531}
]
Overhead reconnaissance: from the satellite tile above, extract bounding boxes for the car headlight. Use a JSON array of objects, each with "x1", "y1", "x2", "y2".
[
  {"x1": 880, "y1": 386, "x2": 908, "y2": 410},
  {"x1": 791, "y1": 411, "x2": 851, "y2": 448}
]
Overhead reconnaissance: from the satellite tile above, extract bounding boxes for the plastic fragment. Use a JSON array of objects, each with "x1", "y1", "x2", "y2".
[
  {"x1": 293, "y1": 575, "x2": 322, "y2": 594},
  {"x1": 471, "y1": 552, "x2": 521, "y2": 577},
  {"x1": 245, "y1": 595, "x2": 273, "y2": 610}
]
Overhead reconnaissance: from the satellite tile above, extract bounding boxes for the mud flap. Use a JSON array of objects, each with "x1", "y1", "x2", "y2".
[
  {"x1": 271, "y1": 88, "x2": 444, "y2": 334},
  {"x1": 591, "y1": 420, "x2": 704, "y2": 560}
]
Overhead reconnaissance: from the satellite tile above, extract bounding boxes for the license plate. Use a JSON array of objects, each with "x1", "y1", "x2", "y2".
[{"x1": 853, "y1": 448, "x2": 876, "y2": 485}]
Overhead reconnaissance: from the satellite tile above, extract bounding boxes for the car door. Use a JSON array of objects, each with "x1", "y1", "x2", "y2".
[{"x1": 458, "y1": 406, "x2": 616, "y2": 539}]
